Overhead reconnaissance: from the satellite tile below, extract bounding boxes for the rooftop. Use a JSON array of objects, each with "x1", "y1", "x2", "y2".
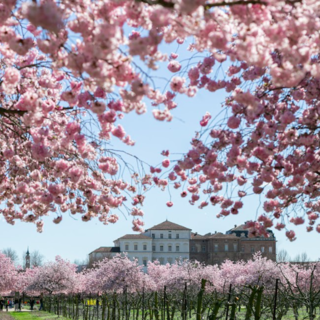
[
  {"x1": 89, "y1": 246, "x2": 120, "y2": 255},
  {"x1": 148, "y1": 220, "x2": 191, "y2": 231},
  {"x1": 116, "y1": 234, "x2": 152, "y2": 240}
]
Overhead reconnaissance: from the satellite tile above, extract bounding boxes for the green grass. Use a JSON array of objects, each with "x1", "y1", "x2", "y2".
[{"x1": 10, "y1": 311, "x2": 71, "y2": 320}]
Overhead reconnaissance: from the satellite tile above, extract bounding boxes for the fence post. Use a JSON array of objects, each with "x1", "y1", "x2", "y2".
[
  {"x1": 183, "y1": 282, "x2": 187, "y2": 320},
  {"x1": 225, "y1": 284, "x2": 232, "y2": 320},
  {"x1": 142, "y1": 286, "x2": 145, "y2": 320},
  {"x1": 163, "y1": 286, "x2": 166, "y2": 320},
  {"x1": 273, "y1": 279, "x2": 279, "y2": 320},
  {"x1": 125, "y1": 286, "x2": 128, "y2": 320}
]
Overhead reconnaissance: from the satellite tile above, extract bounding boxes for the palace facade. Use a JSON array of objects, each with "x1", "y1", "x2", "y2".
[{"x1": 89, "y1": 220, "x2": 276, "y2": 267}]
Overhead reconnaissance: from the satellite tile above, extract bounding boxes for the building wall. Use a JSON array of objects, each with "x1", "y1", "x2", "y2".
[
  {"x1": 88, "y1": 252, "x2": 117, "y2": 266},
  {"x1": 190, "y1": 236, "x2": 276, "y2": 265},
  {"x1": 113, "y1": 238, "x2": 153, "y2": 266},
  {"x1": 145, "y1": 229, "x2": 190, "y2": 263}
]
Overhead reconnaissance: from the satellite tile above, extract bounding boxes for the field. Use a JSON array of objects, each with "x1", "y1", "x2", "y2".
[
  {"x1": 2, "y1": 308, "x2": 320, "y2": 320},
  {"x1": 2, "y1": 311, "x2": 70, "y2": 320}
]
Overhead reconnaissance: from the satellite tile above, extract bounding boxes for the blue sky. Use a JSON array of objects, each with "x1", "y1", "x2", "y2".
[{"x1": 1, "y1": 35, "x2": 319, "y2": 264}]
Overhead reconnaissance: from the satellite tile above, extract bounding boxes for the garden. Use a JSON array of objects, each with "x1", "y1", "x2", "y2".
[{"x1": 2, "y1": 252, "x2": 320, "y2": 320}]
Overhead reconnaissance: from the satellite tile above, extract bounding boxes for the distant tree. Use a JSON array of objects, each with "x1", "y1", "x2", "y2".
[
  {"x1": 277, "y1": 249, "x2": 291, "y2": 263},
  {"x1": 292, "y1": 252, "x2": 310, "y2": 263},
  {"x1": 22, "y1": 250, "x2": 45, "y2": 268},
  {"x1": 2, "y1": 248, "x2": 19, "y2": 265},
  {"x1": 0, "y1": 252, "x2": 17, "y2": 295},
  {"x1": 74, "y1": 256, "x2": 89, "y2": 266}
]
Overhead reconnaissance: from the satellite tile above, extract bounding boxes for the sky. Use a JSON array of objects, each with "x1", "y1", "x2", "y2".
[{"x1": 1, "y1": 35, "x2": 319, "y2": 265}]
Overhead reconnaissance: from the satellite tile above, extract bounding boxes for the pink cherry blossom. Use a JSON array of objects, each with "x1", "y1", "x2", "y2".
[{"x1": 168, "y1": 60, "x2": 181, "y2": 73}]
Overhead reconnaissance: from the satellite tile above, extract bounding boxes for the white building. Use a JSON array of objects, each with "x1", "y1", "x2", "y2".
[
  {"x1": 113, "y1": 234, "x2": 152, "y2": 267},
  {"x1": 89, "y1": 220, "x2": 191, "y2": 267},
  {"x1": 144, "y1": 220, "x2": 191, "y2": 265}
]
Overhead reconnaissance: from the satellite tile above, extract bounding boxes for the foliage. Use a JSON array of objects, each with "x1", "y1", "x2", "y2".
[{"x1": 0, "y1": 0, "x2": 320, "y2": 236}]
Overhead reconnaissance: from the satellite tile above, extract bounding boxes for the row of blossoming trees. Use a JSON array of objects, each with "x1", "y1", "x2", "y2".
[{"x1": 1, "y1": 251, "x2": 320, "y2": 319}]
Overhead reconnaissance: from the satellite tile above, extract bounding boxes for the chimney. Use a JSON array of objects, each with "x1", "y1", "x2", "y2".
[{"x1": 234, "y1": 225, "x2": 237, "y2": 228}]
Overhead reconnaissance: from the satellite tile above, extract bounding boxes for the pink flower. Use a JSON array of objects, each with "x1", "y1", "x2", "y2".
[
  {"x1": 290, "y1": 217, "x2": 304, "y2": 225},
  {"x1": 3, "y1": 149, "x2": 14, "y2": 159},
  {"x1": 275, "y1": 223, "x2": 285, "y2": 231},
  {"x1": 168, "y1": 172, "x2": 177, "y2": 180},
  {"x1": 53, "y1": 216, "x2": 63, "y2": 224},
  {"x1": 91, "y1": 101, "x2": 106, "y2": 115},
  {"x1": 200, "y1": 112, "x2": 211, "y2": 127},
  {"x1": 170, "y1": 77, "x2": 185, "y2": 92},
  {"x1": 285, "y1": 230, "x2": 296, "y2": 241},
  {"x1": 68, "y1": 166, "x2": 84, "y2": 183},
  {"x1": 238, "y1": 191, "x2": 246, "y2": 197},
  {"x1": 162, "y1": 159, "x2": 170, "y2": 168},
  {"x1": 65, "y1": 122, "x2": 81, "y2": 137},
  {"x1": 280, "y1": 111, "x2": 295, "y2": 125},
  {"x1": 167, "y1": 61, "x2": 181, "y2": 73},
  {"x1": 4, "y1": 67, "x2": 20, "y2": 85},
  {"x1": 188, "y1": 67, "x2": 200, "y2": 81},
  {"x1": 22, "y1": 2, "x2": 64, "y2": 33},
  {"x1": 166, "y1": 201, "x2": 173, "y2": 207},
  {"x1": 31, "y1": 143, "x2": 49, "y2": 161},
  {"x1": 112, "y1": 125, "x2": 126, "y2": 139},
  {"x1": 161, "y1": 150, "x2": 169, "y2": 156},
  {"x1": 227, "y1": 116, "x2": 241, "y2": 129}
]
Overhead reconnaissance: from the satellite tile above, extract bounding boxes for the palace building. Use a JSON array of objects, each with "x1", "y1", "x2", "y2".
[{"x1": 88, "y1": 220, "x2": 276, "y2": 267}]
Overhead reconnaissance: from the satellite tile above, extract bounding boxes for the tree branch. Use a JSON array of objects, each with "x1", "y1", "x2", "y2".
[
  {"x1": 0, "y1": 108, "x2": 26, "y2": 115},
  {"x1": 136, "y1": 0, "x2": 301, "y2": 9}
]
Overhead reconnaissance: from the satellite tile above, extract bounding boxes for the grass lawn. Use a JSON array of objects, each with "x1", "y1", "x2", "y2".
[{"x1": 9, "y1": 311, "x2": 71, "y2": 320}]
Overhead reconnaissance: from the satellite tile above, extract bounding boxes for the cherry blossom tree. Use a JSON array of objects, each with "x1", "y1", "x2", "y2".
[
  {"x1": 1, "y1": 0, "x2": 320, "y2": 237},
  {"x1": 0, "y1": 251, "x2": 17, "y2": 295},
  {"x1": 27, "y1": 256, "x2": 82, "y2": 294},
  {"x1": 85, "y1": 254, "x2": 148, "y2": 293}
]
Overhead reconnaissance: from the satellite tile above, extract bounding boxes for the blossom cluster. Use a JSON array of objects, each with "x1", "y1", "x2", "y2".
[
  {"x1": 2, "y1": 252, "x2": 320, "y2": 296},
  {"x1": 0, "y1": 0, "x2": 320, "y2": 236}
]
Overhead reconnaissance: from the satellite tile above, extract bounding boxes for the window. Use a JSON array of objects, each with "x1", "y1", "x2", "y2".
[
  {"x1": 168, "y1": 234, "x2": 172, "y2": 239},
  {"x1": 176, "y1": 234, "x2": 179, "y2": 239},
  {"x1": 167, "y1": 258, "x2": 172, "y2": 264},
  {"x1": 233, "y1": 243, "x2": 238, "y2": 252},
  {"x1": 261, "y1": 246, "x2": 265, "y2": 253},
  {"x1": 152, "y1": 245, "x2": 156, "y2": 252},
  {"x1": 168, "y1": 245, "x2": 172, "y2": 252},
  {"x1": 143, "y1": 259, "x2": 147, "y2": 267},
  {"x1": 143, "y1": 244, "x2": 147, "y2": 251},
  {"x1": 214, "y1": 244, "x2": 218, "y2": 252},
  {"x1": 225, "y1": 244, "x2": 228, "y2": 252},
  {"x1": 269, "y1": 246, "x2": 273, "y2": 253},
  {"x1": 125, "y1": 245, "x2": 129, "y2": 251},
  {"x1": 251, "y1": 246, "x2": 254, "y2": 253},
  {"x1": 191, "y1": 246, "x2": 195, "y2": 252},
  {"x1": 160, "y1": 245, "x2": 164, "y2": 252},
  {"x1": 160, "y1": 234, "x2": 163, "y2": 239},
  {"x1": 202, "y1": 246, "x2": 206, "y2": 252},
  {"x1": 241, "y1": 246, "x2": 245, "y2": 252},
  {"x1": 176, "y1": 246, "x2": 180, "y2": 252},
  {"x1": 134, "y1": 244, "x2": 138, "y2": 251},
  {"x1": 159, "y1": 258, "x2": 164, "y2": 265},
  {"x1": 152, "y1": 234, "x2": 155, "y2": 239}
]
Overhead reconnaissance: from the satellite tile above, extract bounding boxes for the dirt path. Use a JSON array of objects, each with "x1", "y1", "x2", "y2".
[{"x1": 0, "y1": 312, "x2": 14, "y2": 320}]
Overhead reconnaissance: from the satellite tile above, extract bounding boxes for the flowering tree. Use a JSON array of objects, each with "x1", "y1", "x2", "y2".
[
  {"x1": 14, "y1": 267, "x2": 37, "y2": 295},
  {"x1": 1, "y1": 0, "x2": 320, "y2": 237},
  {"x1": 0, "y1": 252, "x2": 17, "y2": 295},
  {"x1": 85, "y1": 254, "x2": 147, "y2": 293},
  {"x1": 27, "y1": 256, "x2": 81, "y2": 294}
]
